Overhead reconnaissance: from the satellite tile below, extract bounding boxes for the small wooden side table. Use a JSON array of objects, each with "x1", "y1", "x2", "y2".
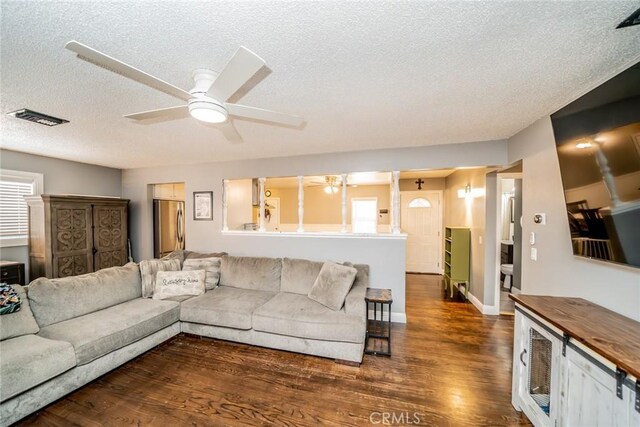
[
  {"x1": 0, "y1": 261, "x2": 25, "y2": 286},
  {"x1": 365, "y1": 288, "x2": 392, "y2": 357}
]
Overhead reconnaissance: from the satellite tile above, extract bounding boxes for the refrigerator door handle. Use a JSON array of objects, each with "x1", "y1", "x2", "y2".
[{"x1": 177, "y1": 205, "x2": 184, "y2": 247}]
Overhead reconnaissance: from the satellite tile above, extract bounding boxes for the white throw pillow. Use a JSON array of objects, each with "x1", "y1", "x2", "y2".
[
  {"x1": 152, "y1": 270, "x2": 206, "y2": 300},
  {"x1": 139, "y1": 259, "x2": 182, "y2": 298},
  {"x1": 182, "y1": 257, "x2": 221, "y2": 290}
]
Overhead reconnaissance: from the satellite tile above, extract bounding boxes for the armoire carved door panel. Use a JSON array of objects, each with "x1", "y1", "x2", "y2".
[
  {"x1": 27, "y1": 195, "x2": 129, "y2": 279},
  {"x1": 51, "y1": 204, "x2": 93, "y2": 277},
  {"x1": 93, "y1": 205, "x2": 128, "y2": 270},
  {"x1": 54, "y1": 254, "x2": 92, "y2": 278}
]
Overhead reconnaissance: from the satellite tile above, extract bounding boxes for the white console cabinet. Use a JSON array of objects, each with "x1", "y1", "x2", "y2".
[{"x1": 511, "y1": 296, "x2": 639, "y2": 427}]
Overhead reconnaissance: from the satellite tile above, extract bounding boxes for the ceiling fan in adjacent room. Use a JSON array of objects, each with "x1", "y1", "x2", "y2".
[
  {"x1": 64, "y1": 41, "x2": 305, "y2": 143},
  {"x1": 307, "y1": 176, "x2": 356, "y2": 194}
]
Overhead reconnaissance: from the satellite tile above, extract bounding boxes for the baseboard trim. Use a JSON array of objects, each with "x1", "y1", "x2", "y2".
[
  {"x1": 458, "y1": 284, "x2": 499, "y2": 316},
  {"x1": 367, "y1": 310, "x2": 407, "y2": 324}
]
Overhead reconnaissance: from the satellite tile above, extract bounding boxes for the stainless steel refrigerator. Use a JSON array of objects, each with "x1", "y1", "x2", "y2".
[{"x1": 153, "y1": 199, "x2": 185, "y2": 258}]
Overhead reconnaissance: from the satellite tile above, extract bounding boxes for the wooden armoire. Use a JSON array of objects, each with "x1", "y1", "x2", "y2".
[{"x1": 25, "y1": 195, "x2": 129, "y2": 279}]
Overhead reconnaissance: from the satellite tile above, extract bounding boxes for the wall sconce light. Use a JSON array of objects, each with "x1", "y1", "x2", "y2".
[
  {"x1": 457, "y1": 184, "x2": 471, "y2": 199},
  {"x1": 457, "y1": 184, "x2": 484, "y2": 199}
]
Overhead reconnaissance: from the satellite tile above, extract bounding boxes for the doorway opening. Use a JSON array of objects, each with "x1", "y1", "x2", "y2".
[{"x1": 495, "y1": 163, "x2": 522, "y2": 315}]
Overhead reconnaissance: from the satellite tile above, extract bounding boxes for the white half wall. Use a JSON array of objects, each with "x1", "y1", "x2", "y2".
[
  {"x1": 508, "y1": 117, "x2": 640, "y2": 321},
  {"x1": 122, "y1": 140, "x2": 508, "y2": 321}
]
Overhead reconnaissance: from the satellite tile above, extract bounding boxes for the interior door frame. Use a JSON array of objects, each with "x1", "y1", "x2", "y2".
[
  {"x1": 400, "y1": 190, "x2": 444, "y2": 274},
  {"x1": 351, "y1": 197, "x2": 378, "y2": 233},
  {"x1": 493, "y1": 172, "x2": 523, "y2": 314},
  {"x1": 265, "y1": 197, "x2": 281, "y2": 231}
]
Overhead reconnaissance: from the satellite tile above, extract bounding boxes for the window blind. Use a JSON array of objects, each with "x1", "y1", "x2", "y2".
[{"x1": 0, "y1": 176, "x2": 35, "y2": 239}]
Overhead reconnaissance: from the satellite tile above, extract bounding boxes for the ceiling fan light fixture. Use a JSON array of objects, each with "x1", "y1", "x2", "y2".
[
  {"x1": 188, "y1": 99, "x2": 228, "y2": 124},
  {"x1": 324, "y1": 185, "x2": 339, "y2": 194}
]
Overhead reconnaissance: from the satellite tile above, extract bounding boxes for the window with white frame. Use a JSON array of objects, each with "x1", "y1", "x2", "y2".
[
  {"x1": 0, "y1": 170, "x2": 43, "y2": 247},
  {"x1": 351, "y1": 198, "x2": 378, "y2": 233}
]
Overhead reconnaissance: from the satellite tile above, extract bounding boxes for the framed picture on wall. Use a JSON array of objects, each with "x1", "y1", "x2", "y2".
[{"x1": 193, "y1": 191, "x2": 213, "y2": 221}]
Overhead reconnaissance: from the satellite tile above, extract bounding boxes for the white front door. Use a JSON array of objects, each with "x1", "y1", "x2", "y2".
[{"x1": 401, "y1": 191, "x2": 442, "y2": 273}]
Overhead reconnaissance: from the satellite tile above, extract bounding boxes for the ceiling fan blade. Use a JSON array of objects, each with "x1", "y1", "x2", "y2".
[
  {"x1": 226, "y1": 104, "x2": 305, "y2": 127},
  {"x1": 65, "y1": 40, "x2": 193, "y2": 102},
  {"x1": 218, "y1": 121, "x2": 243, "y2": 143},
  {"x1": 207, "y1": 46, "x2": 265, "y2": 102},
  {"x1": 124, "y1": 105, "x2": 189, "y2": 121}
]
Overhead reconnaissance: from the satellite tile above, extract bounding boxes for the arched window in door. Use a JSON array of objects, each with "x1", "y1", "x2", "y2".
[{"x1": 408, "y1": 197, "x2": 431, "y2": 208}]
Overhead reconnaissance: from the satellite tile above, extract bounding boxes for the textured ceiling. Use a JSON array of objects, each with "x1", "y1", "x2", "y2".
[{"x1": 1, "y1": 1, "x2": 639, "y2": 169}]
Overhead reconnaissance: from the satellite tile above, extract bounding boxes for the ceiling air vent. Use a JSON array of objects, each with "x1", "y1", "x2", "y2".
[
  {"x1": 617, "y1": 7, "x2": 640, "y2": 29},
  {"x1": 7, "y1": 109, "x2": 69, "y2": 126}
]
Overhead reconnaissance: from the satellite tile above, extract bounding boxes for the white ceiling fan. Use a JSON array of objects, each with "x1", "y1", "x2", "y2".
[
  {"x1": 307, "y1": 175, "x2": 357, "y2": 193},
  {"x1": 64, "y1": 41, "x2": 305, "y2": 143}
]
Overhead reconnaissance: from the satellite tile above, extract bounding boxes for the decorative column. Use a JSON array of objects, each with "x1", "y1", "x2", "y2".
[
  {"x1": 392, "y1": 171, "x2": 401, "y2": 234},
  {"x1": 258, "y1": 177, "x2": 266, "y2": 232},
  {"x1": 341, "y1": 173, "x2": 348, "y2": 233},
  {"x1": 297, "y1": 175, "x2": 304, "y2": 232},
  {"x1": 222, "y1": 179, "x2": 228, "y2": 232}
]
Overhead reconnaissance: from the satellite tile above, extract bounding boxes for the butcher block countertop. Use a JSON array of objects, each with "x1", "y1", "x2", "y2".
[{"x1": 510, "y1": 294, "x2": 640, "y2": 380}]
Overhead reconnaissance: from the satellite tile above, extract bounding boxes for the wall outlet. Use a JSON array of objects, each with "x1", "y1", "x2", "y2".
[{"x1": 531, "y1": 247, "x2": 538, "y2": 261}]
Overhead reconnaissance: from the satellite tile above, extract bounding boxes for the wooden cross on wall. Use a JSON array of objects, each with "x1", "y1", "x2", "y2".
[{"x1": 415, "y1": 178, "x2": 425, "y2": 190}]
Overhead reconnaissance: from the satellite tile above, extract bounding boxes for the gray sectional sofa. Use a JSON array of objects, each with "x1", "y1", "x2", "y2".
[{"x1": 0, "y1": 254, "x2": 368, "y2": 426}]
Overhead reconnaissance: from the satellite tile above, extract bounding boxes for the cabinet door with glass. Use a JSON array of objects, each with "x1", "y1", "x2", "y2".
[{"x1": 514, "y1": 313, "x2": 562, "y2": 427}]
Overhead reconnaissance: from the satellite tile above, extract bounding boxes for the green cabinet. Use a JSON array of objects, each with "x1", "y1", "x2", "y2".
[{"x1": 444, "y1": 227, "x2": 471, "y2": 299}]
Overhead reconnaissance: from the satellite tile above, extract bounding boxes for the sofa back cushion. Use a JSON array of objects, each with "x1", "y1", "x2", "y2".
[
  {"x1": 186, "y1": 251, "x2": 227, "y2": 260},
  {"x1": 0, "y1": 285, "x2": 40, "y2": 340},
  {"x1": 220, "y1": 256, "x2": 282, "y2": 292},
  {"x1": 351, "y1": 264, "x2": 370, "y2": 290},
  {"x1": 139, "y1": 259, "x2": 182, "y2": 298},
  {"x1": 28, "y1": 262, "x2": 142, "y2": 328},
  {"x1": 182, "y1": 257, "x2": 221, "y2": 290},
  {"x1": 280, "y1": 258, "x2": 324, "y2": 295}
]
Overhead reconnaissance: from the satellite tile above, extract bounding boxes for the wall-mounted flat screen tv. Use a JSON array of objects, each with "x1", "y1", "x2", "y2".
[{"x1": 551, "y1": 61, "x2": 640, "y2": 268}]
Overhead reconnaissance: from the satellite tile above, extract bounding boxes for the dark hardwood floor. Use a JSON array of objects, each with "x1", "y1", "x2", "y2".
[{"x1": 19, "y1": 274, "x2": 530, "y2": 426}]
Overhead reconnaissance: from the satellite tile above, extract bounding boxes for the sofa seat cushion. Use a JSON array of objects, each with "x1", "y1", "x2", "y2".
[
  {"x1": 0, "y1": 335, "x2": 76, "y2": 402},
  {"x1": 180, "y1": 285, "x2": 276, "y2": 330},
  {"x1": 37, "y1": 298, "x2": 179, "y2": 365},
  {"x1": 252, "y1": 292, "x2": 365, "y2": 344}
]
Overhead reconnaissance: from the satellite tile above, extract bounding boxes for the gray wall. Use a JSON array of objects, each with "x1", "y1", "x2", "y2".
[
  {"x1": 0, "y1": 149, "x2": 122, "y2": 280},
  {"x1": 443, "y1": 168, "x2": 489, "y2": 306},
  {"x1": 123, "y1": 139, "x2": 508, "y2": 320},
  {"x1": 508, "y1": 117, "x2": 640, "y2": 321}
]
